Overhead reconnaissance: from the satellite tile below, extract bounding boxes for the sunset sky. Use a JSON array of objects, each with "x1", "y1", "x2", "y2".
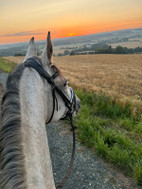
[{"x1": 0, "y1": 0, "x2": 142, "y2": 44}]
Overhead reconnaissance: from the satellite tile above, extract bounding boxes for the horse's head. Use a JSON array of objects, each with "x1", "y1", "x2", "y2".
[{"x1": 24, "y1": 32, "x2": 80, "y2": 122}]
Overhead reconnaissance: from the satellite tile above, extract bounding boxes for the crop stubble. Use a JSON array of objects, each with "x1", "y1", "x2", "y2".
[{"x1": 4, "y1": 54, "x2": 142, "y2": 101}]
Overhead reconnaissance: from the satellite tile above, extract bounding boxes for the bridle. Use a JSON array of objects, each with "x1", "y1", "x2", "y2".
[{"x1": 24, "y1": 57, "x2": 77, "y2": 189}]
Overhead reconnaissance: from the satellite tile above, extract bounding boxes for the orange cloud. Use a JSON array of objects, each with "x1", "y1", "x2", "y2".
[{"x1": 0, "y1": 18, "x2": 142, "y2": 45}]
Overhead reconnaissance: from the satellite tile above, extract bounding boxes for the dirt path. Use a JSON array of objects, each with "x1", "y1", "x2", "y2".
[{"x1": 0, "y1": 74, "x2": 139, "y2": 189}]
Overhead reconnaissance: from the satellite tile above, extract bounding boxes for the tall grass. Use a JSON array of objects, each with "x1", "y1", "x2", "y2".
[
  {"x1": 0, "y1": 57, "x2": 16, "y2": 72},
  {"x1": 75, "y1": 89, "x2": 142, "y2": 186}
]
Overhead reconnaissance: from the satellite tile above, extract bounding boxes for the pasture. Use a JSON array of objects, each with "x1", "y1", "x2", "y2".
[{"x1": 1, "y1": 54, "x2": 142, "y2": 186}]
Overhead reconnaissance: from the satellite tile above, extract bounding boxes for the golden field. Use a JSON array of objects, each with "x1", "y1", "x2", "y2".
[{"x1": 4, "y1": 54, "x2": 142, "y2": 102}]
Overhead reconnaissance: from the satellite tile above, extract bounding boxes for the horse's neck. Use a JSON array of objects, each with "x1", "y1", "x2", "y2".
[{"x1": 20, "y1": 69, "x2": 55, "y2": 189}]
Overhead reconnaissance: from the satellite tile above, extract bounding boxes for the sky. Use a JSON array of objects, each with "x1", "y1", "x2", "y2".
[{"x1": 0, "y1": 0, "x2": 142, "y2": 44}]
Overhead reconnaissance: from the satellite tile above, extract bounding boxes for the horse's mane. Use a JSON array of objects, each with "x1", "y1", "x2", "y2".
[{"x1": 0, "y1": 63, "x2": 26, "y2": 188}]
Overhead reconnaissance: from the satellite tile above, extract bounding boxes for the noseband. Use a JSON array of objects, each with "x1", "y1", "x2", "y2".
[{"x1": 24, "y1": 57, "x2": 77, "y2": 188}]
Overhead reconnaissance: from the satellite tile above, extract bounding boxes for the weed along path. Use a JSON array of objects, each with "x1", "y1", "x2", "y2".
[{"x1": 0, "y1": 73, "x2": 138, "y2": 189}]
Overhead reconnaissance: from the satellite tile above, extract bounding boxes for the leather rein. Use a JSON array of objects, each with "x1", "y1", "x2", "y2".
[{"x1": 24, "y1": 57, "x2": 77, "y2": 189}]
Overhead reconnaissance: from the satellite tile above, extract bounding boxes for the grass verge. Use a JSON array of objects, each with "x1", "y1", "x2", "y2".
[
  {"x1": 0, "y1": 57, "x2": 17, "y2": 72},
  {"x1": 74, "y1": 89, "x2": 142, "y2": 186}
]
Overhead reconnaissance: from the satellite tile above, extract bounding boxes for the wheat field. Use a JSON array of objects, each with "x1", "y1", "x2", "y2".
[
  {"x1": 55, "y1": 54, "x2": 142, "y2": 101},
  {"x1": 4, "y1": 54, "x2": 142, "y2": 102}
]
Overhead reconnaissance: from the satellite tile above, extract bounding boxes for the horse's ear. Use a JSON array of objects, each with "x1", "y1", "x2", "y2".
[
  {"x1": 24, "y1": 37, "x2": 37, "y2": 62},
  {"x1": 41, "y1": 31, "x2": 53, "y2": 66},
  {"x1": 47, "y1": 31, "x2": 53, "y2": 60}
]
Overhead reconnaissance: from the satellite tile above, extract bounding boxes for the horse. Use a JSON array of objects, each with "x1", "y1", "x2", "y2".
[{"x1": 0, "y1": 32, "x2": 80, "y2": 189}]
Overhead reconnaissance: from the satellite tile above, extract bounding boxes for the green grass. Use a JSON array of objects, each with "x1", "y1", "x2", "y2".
[
  {"x1": 74, "y1": 89, "x2": 142, "y2": 186},
  {"x1": 0, "y1": 57, "x2": 17, "y2": 72}
]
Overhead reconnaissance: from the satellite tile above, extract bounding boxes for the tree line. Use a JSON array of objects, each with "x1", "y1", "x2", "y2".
[{"x1": 58, "y1": 45, "x2": 142, "y2": 56}]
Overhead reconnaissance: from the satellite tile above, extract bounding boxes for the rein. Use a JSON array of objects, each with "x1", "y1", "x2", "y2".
[{"x1": 24, "y1": 58, "x2": 77, "y2": 189}]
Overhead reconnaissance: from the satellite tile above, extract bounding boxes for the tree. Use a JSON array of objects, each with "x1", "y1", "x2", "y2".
[
  {"x1": 58, "y1": 53, "x2": 63, "y2": 56},
  {"x1": 115, "y1": 46, "x2": 126, "y2": 54},
  {"x1": 63, "y1": 50, "x2": 69, "y2": 55},
  {"x1": 70, "y1": 51, "x2": 77, "y2": 56}
]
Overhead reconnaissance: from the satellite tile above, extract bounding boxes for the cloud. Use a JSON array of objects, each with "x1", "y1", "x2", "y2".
[{"x1": 3, "y1": 31, "x2": 43, "y2": 37}]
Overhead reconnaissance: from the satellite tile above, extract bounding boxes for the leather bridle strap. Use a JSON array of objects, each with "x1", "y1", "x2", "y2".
[
  {"x1": 24, "y1": 58, "x2": 72, "y2": 112},
  {"x1": 46, "y1": 88, "x2": 57, "y2": 124},
  {"x1": 56, "y1": 114, "x2": 76, "y2": 189}
]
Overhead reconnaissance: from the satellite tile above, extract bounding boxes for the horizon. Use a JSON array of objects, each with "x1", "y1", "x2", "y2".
[
  {"x1": 0, "y1": 27, "x2": 142, "y2": 46},
  {"x1": 1, "y1": 0, "x2": 142, "y2": 44}
]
